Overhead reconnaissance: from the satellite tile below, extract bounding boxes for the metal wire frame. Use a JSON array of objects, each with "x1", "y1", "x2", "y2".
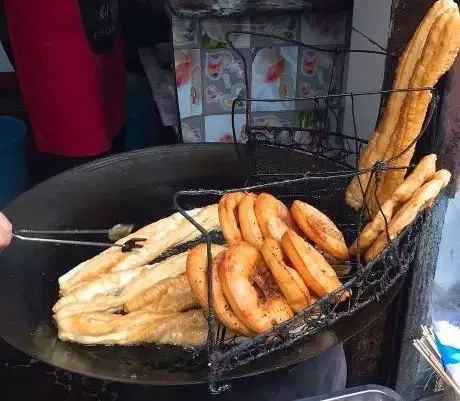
[
  {"x1": 170, "y1": 28, "x2": 442, "y2": 393},
  {"x1": 172, "y1": 143, "x2": 433, "y2": 392},
  {"x1": 224, "y1": 29, "x2": 395, "y2": 150}
]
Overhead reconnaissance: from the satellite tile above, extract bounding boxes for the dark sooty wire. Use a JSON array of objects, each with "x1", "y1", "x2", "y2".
[
  {"x1": 226, "y1": 30, "x2": 392, "y2": 56},
  {"x1": 212, "y1": 212, "x2": 425, "y2": 376},
  {"x1": 249, "y1": 126, "x2": 368, "y2": 144},
  {"x1": 351, "y1": 26, "x2": 388, "y2": 52},
  {"x1": 173, "y1": 28, "x2": 439, "y2": 393},
  {"x1": 181, "y1": 87, "x2": 437, "y2": 392},
  {"x1": 226, "y1": 29, "x2": 394, "y2": 147},
  {"x1": 243, "y1": 87, "x2": 435, "y2": 102},
  {"x1": 174, "y1": 107, "x2": 434, "y2": 391},
  {"x1": 172, "y1": 193, "x2": 219, "y2": 354}
]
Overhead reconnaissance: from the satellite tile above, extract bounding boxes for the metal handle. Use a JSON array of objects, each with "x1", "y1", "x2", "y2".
[
  {"x1": 14, "y1": 224, "x2": 135, "y2": 242},
  {"x1": 12, "y1": 233, "x2": 146, "y2": 253}
]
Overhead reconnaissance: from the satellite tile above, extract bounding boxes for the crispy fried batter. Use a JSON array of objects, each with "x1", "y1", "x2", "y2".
[
  {"x1": 350, "y1": 199, "x2": 398, "y2": 258},
  {"x1": 291, "y1": 200, "x2": 349, "y2": 261},
  {"x1": 56, "y1": 309, "x2": 208, "y2": 347},
  {"x1": 124, "y1": 274, "x2": 199, "y2": 313},
  {"x1": 349, "y1": 154, "x2": 437, "y2": 256},
  {"x1": 365, "y1": 169, "x2": 451, "y2": 262},
  {"x1": 345, "y1": 0, "x2": 458, "y2": 211},
  {"x1": 59, "y1": 204, "x2": 220, "y2": 295},
  {"x1": 54, "y1": 251, "x2": 188, "y2": 317},
  {"x1": 371, "y1": 10, "x2": 460, "y2": 215},
  {"x1": 54, "y1": 266, "x2": 144, "y2": 312}
]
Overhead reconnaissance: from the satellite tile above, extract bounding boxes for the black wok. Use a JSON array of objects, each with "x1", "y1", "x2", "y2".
[{"x1": 0, "y1": 144, "x2": 401, "y2": 384}]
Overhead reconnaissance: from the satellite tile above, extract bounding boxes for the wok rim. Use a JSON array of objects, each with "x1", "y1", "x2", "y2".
[{"x1": 0, "y1": 144, "x2": 400, "y2": 385}]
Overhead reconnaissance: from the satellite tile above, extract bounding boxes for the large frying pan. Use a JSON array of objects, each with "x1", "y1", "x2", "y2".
[{"x1": 0, "y1": 144, "x2": 401, "y2": 384}]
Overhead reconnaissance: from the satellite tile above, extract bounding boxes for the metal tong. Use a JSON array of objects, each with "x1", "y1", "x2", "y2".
[{"x1": 13, "y1": 224, "x2": 147, "y2": 252}]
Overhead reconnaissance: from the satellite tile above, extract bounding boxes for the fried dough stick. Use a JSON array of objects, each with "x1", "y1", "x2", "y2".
[
  {"x1": 345, "y1": 0, "x2": 458, "y2": 211},
  {"x1": 365, "y1": 169, "x2": 451, "y2": 262},
  {"x1": 349, "y1": 154, "x2": 437, "y2": 256},
  {"x1": 59, "y1": 204, "x2": 219, "y2": 295},
  {"x1": 54, "y1": 251, "x2": 188, "y2": 317},
  {"x1": 56, "y1": 309, "x2": 208, "y2": 347},
  {"x1": 54, "y1": 266, "x2": 144, "y2": 311},
  {"x1": 125, "y1": 274, "x2": 199, "y2": 313},
  {"x1": 373, "y1": 10, "x2": 460, "y2": 212}
]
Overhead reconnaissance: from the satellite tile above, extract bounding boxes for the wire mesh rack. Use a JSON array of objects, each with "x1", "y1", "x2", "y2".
[{"x1": 172, "y1": 28, "x2": 440, "y2": 393}]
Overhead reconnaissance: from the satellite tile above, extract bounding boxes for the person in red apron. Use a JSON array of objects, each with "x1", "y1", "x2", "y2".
[{"x1": 3, "y1": 0, "x2": 126, "y2": 178}]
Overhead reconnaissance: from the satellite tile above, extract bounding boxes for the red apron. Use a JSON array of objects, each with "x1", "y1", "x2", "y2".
[{"x1": 4, "y1": 0, "x2": 126, "y2": 157}]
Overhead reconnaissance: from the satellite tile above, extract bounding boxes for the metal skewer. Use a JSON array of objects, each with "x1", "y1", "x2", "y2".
[{"x1": 12, "y1": 224, "x2": 146, "y2": 252}]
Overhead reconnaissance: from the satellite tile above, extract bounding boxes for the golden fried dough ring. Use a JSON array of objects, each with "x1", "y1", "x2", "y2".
[
  {"x1": 314, "y1": 245, "x2": 351, "y2": 277},
  {"x1": 365, "y1": 169, "x2": 451, "y2": 262},
  {"x1": 239, "y1": 193, "x2": 264, "y2": 248},
  {"x1": 291, "y1": 200, "x2": 349, "y2": 261},
  {"x1": 220, "y1": 243, "x2": 293, "y2": 333},
  {"x1": 255, "y1": 193, "x2": 299, "y2": 242},
  {"x1": 186, "y1": 243, "x2": 252, "y2": 336},
  {"x1": 261, "y1": 239, "x2": 310, "y2": 312},
  {"x1": 344, "y1": 0, "x2": 458, "y2": 211},
  {"x1": 186, "y1": 243, "x2": 226, "y2": 307},
  {"x1": 219, "y1": 192, "x2": 246, "y2": 245},
  {"x1": 124, "y1": 274, "x2": 199, "y2": 313},
  {"x1": 281, "y1": 230, "x2": 343, "y2": 298},
  {"x1": 349, "y1": 154, "x2": 437, "y2": 256}
]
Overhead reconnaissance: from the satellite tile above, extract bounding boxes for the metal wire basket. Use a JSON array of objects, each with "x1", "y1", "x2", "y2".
[{"x1": 172, "y1": 29, "x2": 440, "y2": 393}]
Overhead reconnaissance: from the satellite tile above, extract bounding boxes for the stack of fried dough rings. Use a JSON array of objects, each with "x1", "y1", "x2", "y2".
[
  {"x1": 186, "y1": 192, "x2": 350, "y2": 336},
  {"x1": 188, "y1": 154, "x2": 450, "y2": 337}
]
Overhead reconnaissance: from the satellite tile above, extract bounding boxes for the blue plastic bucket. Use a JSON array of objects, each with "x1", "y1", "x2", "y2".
[{"x1": 0, "y1": 116, "x2": 29, "y2": 208}]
